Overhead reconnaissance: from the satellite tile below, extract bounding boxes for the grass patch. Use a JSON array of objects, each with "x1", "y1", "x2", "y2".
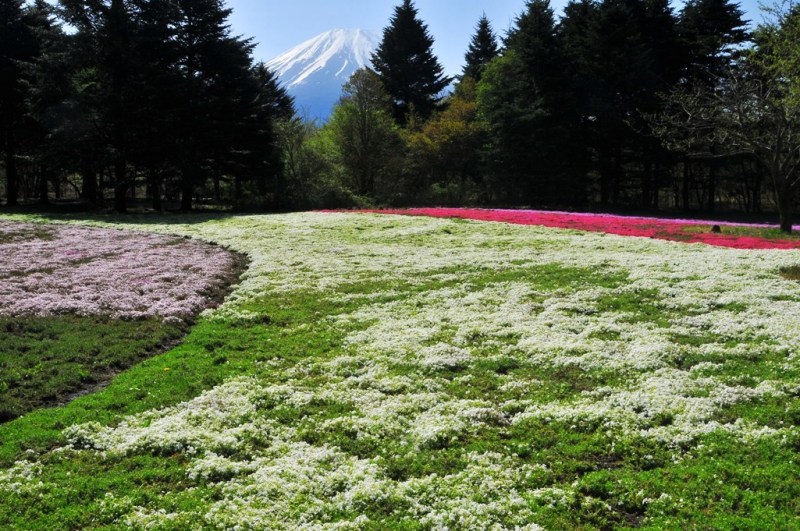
[
  {"x1": 780, "y1": 265, "x2": 800, "y2": 281},
  {"x1": 0, "y1": 224, "x2": 55, "y2": 244},
  {"x1": 683, "y1": 223, "x2": 800, "y2": 241},
  {"x1": 0, "y1": 316, "x2": 185, "y2": 422}
]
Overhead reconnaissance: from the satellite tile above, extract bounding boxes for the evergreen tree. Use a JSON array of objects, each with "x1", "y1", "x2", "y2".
[
  {"x1": 25, "y1": 0, "x2": 71, "y2": 205},
  {"x1": 462, "y1": 15, "x2": 499, "y2": 82},
  {"x1": 168, "y1": 0, "x2": 257, "y2": 210},
  {"x1": 243, "y1": 63, "x2": 295, "y2": 206},
  {"x1": 57, "y1": 0, "x2": 109, "y2": 204},
  {"x1": 638, "y1": 0, "x2": 681, "y2": 208},
  {"x1": 504, "y1": 0, "x2": 562, "y2": 92},
  {"x1": 679, "y1": 0, "x2": 749, "y2": 87},
  {"x1": 252, "y1": 63, "x2": 295, "y2": 121},
  {"x1": 676, "y1": 0, "x2": 749, "y2": 211},
  {"x1": 371, "y1": 0, "x2": 450, "y2": 124},
  {"x1": 57, "y1": 0, "x2": 141, "y2": 211},
  {"x1": 127, "y1": 0, "x2": 183, "y2": 210},
  {"x1": 100, "y1": 0, "x2": 138, "y2": 212},
  {"x1": 479, "y1": 0, "x2": 564, "y2": 204},
  {"x1": 557, "y1": 0, "x2": 600, "y2": 205},
  {"x1": 56, "y1": 0, "x2": 282, "y2": 210},
  {"x1": 0, "y1": 0, "x2": 37, "y2": 206},
  {"x1": 582, "y1": 0, "x2": 654, "y2": 205}
]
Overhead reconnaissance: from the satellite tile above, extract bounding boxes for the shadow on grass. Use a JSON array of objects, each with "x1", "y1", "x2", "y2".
[
  {"x1": 0, "y1": 199, "x2": 303, "y2": 227},
  {"x1": 780, "y1": 265, "x2": 800, "y2": 281}
]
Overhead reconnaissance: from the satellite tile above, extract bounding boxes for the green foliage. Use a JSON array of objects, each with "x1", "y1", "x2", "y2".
[
  {"x1": 405, "y1": 78, "x2": 490, "y2": 204},
  {"x1": 678, "y1": 0, "x2": 749, "y2": 87},
  {"x1": 371, "y1": 0, "x2": 450, "y2": 124},
  {"x1": 0, "y1": 0, "x2": 42, "y2": 207},
  {"x1": 477, "y1": 49, "x2": 550, "y2": 202},
  {"x1": 327, "y1": 69, "x2": 404, "y2": 202},
  {"x1": 780, "y1": 265, "x2": 800, "y2": 281},
  {"x1": 462, "y1": 15, "x2": 499, "y2": 82},
  {"x1": 751, "y1": 5, "x2": 800, "y2": 109},
  {"x1": 0, "y1": 0, "x2": 290, "y2": 212},
  {"x1": 276, "y1": 118, "x2": 364, "y2": 209}
]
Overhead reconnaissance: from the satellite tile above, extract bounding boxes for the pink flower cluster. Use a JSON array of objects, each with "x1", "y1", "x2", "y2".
[
  {"x1": 0, "y1": 221, "x2": 239, "y2": 321},
  {"x1": 356, "y1": 208, "x2": 800, "y2": 250}
]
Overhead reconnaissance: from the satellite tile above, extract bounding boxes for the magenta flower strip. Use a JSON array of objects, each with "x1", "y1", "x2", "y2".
[
  {"x1": 351, "y1": 208, "x2": 800, "y2": 250},
  {"x1": 0, "y1": 221, "x2": 238, "y2": 322}
]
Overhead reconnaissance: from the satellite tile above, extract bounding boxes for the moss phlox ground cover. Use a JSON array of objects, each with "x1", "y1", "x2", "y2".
[
  {"x1": 0, "y1": 221, "x2": 236, "y2": 321},
  {"x1": 1, "y1": 212, "x2": 800, "y2": 528}
]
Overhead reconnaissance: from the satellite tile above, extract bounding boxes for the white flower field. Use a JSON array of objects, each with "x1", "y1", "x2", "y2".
[{"x1": 1, "y1": 212, "x2": 799, "y2": 529}]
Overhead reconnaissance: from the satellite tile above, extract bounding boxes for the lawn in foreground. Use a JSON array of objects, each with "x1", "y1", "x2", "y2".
[{"x1": 1, "y1": 212, "x2": 799, "y2": 529}]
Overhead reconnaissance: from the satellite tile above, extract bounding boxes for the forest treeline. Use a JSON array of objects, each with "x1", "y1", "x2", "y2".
[{"x1": 2, "y1": 0, "x2": 800, "y2": 229}]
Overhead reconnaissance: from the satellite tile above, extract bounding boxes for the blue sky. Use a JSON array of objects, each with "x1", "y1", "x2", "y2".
[{"x1": 228, "y1": 0, "x2": 764, "y2": 77}]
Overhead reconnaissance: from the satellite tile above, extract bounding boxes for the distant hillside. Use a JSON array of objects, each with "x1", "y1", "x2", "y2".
[{"x1": 267, "y1": 29, "x2": 380, "y2": 122}]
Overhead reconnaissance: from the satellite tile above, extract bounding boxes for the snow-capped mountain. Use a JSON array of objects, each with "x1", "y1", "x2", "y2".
[{"x1": 267, "y1": 29, "x2": 381, "y2": 122}]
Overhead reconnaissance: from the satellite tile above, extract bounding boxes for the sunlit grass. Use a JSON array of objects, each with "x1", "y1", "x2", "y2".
[{"x1": 682, "y1": 223, "x2": 800, "y2": 240}]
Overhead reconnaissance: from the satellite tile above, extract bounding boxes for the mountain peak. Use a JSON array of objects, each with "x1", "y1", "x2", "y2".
[{"x1": 267, "y1": 29, "x2": 381, "y2": 121}]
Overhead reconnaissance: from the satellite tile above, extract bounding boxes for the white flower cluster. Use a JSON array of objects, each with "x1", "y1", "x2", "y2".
[
  {"x1": 64, "y1": 377, "x2": 284, "y2": 457},
  {"x1": 0, "y1": 460, "x2": 45, "y2": 495}
]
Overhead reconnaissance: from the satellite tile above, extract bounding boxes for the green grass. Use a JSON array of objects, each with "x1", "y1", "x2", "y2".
[
  {"x1": 781, "y1": 265, "x2": 800, "y2": 281},
  {"x1": 0, "y1": 224, "x2": 55, "y2": 244},
  {"x1": 0, "y1": 316, "x2": 185, "y2": 422},
  {"x1": 683, "y1": 223, "x2": 800, "y2": 241},
  {"x1": 0, "y1": 289, "x2": 345, "y2": 467}
]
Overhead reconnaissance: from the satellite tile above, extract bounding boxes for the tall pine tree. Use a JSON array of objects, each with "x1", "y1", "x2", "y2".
[
  {"x1": 462, "y1": 14, "x2": 499, "y2": 82},
  {"x1": 677, "y1": 0, "x2": 749, "y2": 211},
  {"x1": 0, "y1": 0, "x2": 37, "y2": 206},
  {"x1": 167, "y1": 0, "x2": 257, "y2": 210},
  {"x1": 371, "y1": 0, "x2": 450, "y2": 125},
  {"x1": 679, "y1": 0, "x2": 749, "y2": 87},
  {"x1": 479, "y1": 0, "x2": 565, "y2": 204},
  {"x1": 26, "y1": 0, "x2": 71, "y2": 205}
]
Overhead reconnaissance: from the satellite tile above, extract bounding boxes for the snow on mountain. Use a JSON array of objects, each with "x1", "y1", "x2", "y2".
[{"x1": 267, "y1": 29, "x2": 381, "y2": 122}]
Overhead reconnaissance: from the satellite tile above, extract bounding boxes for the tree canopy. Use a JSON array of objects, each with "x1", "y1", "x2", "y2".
[{"x1": 371, "y1": 0, "x2": 450, "y2": 124}]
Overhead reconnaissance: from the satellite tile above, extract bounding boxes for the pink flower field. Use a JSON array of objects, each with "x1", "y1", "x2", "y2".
[
  {"x1": 0, "y1": 221, "x2": 241, "y2": 321},
  {"x1": 356, "y1": 208, "x2": 800, "y2": 250}
]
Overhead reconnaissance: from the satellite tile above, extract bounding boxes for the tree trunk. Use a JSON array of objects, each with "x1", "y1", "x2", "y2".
[
  {"x1": 114, "y1": 158, "x2": 128, "y2": 213},
  {"x1": 753, "y1": 167, "x2": 762, "y2": 214},
  {"x1": 4, "y1": 131, "x2": 19, "y2": 206},
  {"x1": 149, "y1": 168, "x2": 162, "y2": 211},
  {"x1": 98, "y1": 168, "x2": 106, "y2": 204},
  {"x1": 599, "y1": 148, "x2": 611, "y2": 206},
  {"x1": 81, "y1": 165, "x2": 98, "y2": 203},
  {"x1": 652, "y1": 162, "x2": 659, "y2": 210},
  {"x1": 682, "y1": 158, "x2": 690, "y2": 211},
  {"x1": 707, "y1": 159, "x2": 717, "y2": 214},
  {"x1": 38, "y1": 165, "x2": 50, "y2": 205},
  {"x1": 642, "y1": 158, "x2": 652, "y2": 209},
  {"x1": 234, "y1": 175, "x2": 242, "y2": 204},
  {"x1": 181, "y1": 171, "x2": 193, "y2": 212},
  {"x1": 777, "y1": 184, "x2": 794, "y2": 233},
  {"x1": 612, "y1": 146, "x2": 623, "y2": 205}
]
